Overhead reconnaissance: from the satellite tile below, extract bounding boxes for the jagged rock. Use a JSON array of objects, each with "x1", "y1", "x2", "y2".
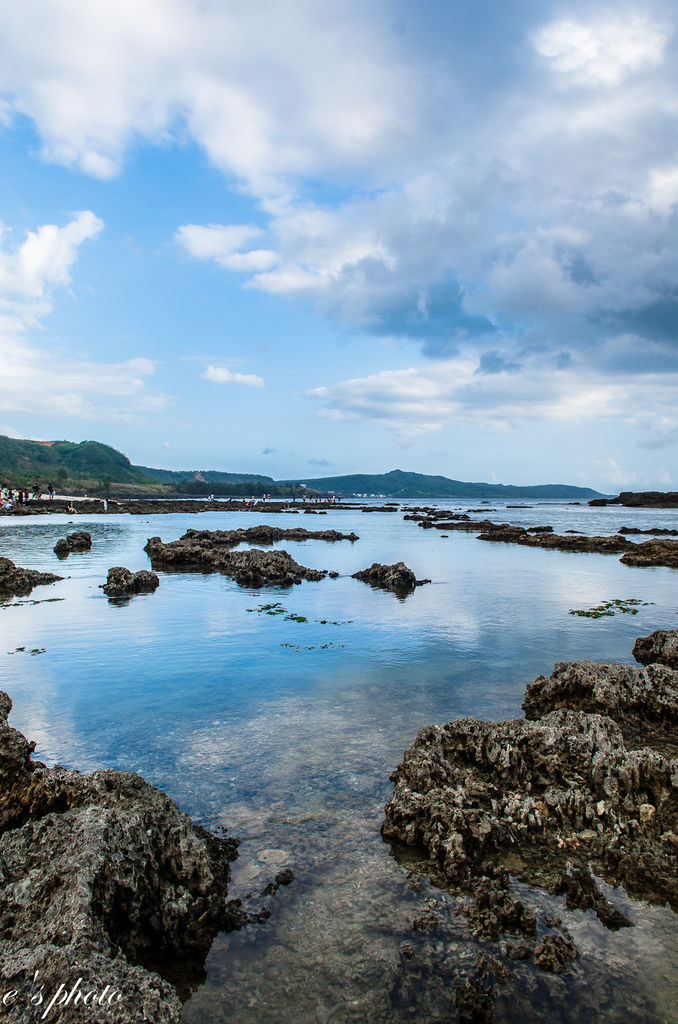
[
  {"x1": 0, "y1": 558, "x2": 62, "y2": 598},
  {"x1": 352, "y1": 562, "x2": 431, "y2": 591},
  {"x1": 54, "y1": 531, "x2": 92, "y2": 556},
  {"x1": 101, "y1": 567, "x2": 160, "y2": 597},
  {"x1": 619, "y1": 539, "x2": 678, "y2": 568},
  {"x1": 145, "y1": 536, "x2": 327, "y2": 587},
  {"x1": 382, "y1": 644, "x2": 678, "y2": 914},
  {"x1": 0, "y1": 692, "x2": 240, "y2": 1023},
  {"x1": 633, "y1": 630, "x2": 678, "y2": 670},
  {"x1": 522, "y1": 659, "x2": 678, "y2": 749},
  {"x1": 554, "y1": 863, "x2": 631, "y2": 930},
  {"x1": 146, "y1": 526, "x2": 357, "y2": 553},
  {"x1": 463, "y1": 877, "x2": 536, "y2": 940},
  {"x1": 533, "y1": 934, "x2": 578, "y2": 974}
]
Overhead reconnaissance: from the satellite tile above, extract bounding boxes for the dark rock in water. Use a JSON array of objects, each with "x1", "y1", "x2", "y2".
[
  {"x1": 151, "y1": 525, "x2": 358, "y2": 549},
  {"x1": 478, "y1": 524, "x2": 631, "y2": 554},
  {"x1": 619, "y1": 539, "x2": 678, "y2": 568},
  {"x1": 102, "y1": 567, "x2": 160, "y2": 597},
  {"x1": 54, "y1": 531, "x2": 92, "y2": 556},
  {"x1": 0, "y1": 557, "x2": 63, "y2": 598},
  {"x1": 146, "y1": 535, "x2": 327, "y2": 587},
  {"x1": 554, "y1": 863, "x2": 631, "y2": 930},
  {"x1": 53, "y1": 537, "x2": 70, "y2": 557},
  {"x1": 619, "y1": 526, "x2": 678, "y2": 536},
  {"x1": 533, "y1": 934, "x2": 578, "y2": 974},
  {"x1": 590, "y1": 490, "x2": 678, "y2": 508},
  {"x1": 633, "y1": 629, "x2": 678, "y2": 670},
  {"x1": 455, "y1": 976, "x2": 493, "y2": 1024},
  {"x1": 464, "y1": 877, "x2": 536, "y2": 940},
  {"x1": 352, "y1": 561, "x2": 431, "y2": 591},
  {"x1": 67, "y1": 530, "x2": 92, "y2": 550},
  {"x1": 0, "y1": 691, "x2": 240, "y2": 1023},
  {"x1": 522, "y1": 659, "x2": 678, "y2": 750},
  {"x1": 382, "y1": 634, "x2": 678, "y2": 940}
]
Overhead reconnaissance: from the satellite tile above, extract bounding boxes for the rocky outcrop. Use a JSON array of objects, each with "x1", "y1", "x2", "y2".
[
  {"x1": 382, "y1": 631, "x2": 678, "y2": 994},
  {"x1": 478, "y1": 524, "x2": 631, "y2": 554},
  {"x1": 147, "y1": 526, "x2": 357, "y2": 551},
  {"x1": 0, "y1": 691, "x2": 241, "y2": 1023},
  {"x1": 101, "y1": 567, "x2": 160, "y2": 597},
  {"x1": 619, "y1": 539, "x2": 678, "y2": 568},
  {"x1": 145, "y1": 535, "x2": 327, "y2": 587},
  {"x1": 352, "y1": 562, "x2": 431, "y2": 592},
  {"x1": 633, "y1": 629, "x2": 678, "y2": 670},
  {"x1": 523, "y1": 659, "x2": 678, "y2": 752},
  {"x1": 618, "y1": 526, "x2": 678, "y2": 536},
  {"x1": 0, "y1": 558, "x2": 63, "y2": 598},
  {"x1": 54, "y1": 531, "x2": 92, "y2": 556},
  {"x1": 590, "y1": 491, "x2": 678, "y2": 507}
]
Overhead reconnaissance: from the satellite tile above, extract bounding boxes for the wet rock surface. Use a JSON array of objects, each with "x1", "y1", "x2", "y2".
[
  {"x1": 0, "y1": 691, "x2": 241, "y2": 1023},
  {"x1": 0, "y1": 558, "x2": 63, "y2": 598},
  {"x1": 101, "y1": 566, "x2": 160, "y2": 597},
  {"x1": 633, "y1": 629, "x2": 678, "y2": 670},
  {"x1": 149, "y1": 525, "x2": 357, "y2": 550},
  {"x1": 53, "y1": 531, "x2": 92, "y2": 556},
  {"x1": 145, "y1": 534, "x2": 328, "y2": 587},
  {"x1": 477, "y1": 523, "x2": 632, "y2": 555},
  {"x1": 523, "y1": 659, "x2": 678, "y2": 752},
  {"x1": 381, "y1": 631, "x2": 678, "y2": 1017},
  {"x1": 351, "y1": 561, "x2": 431, "y2": 592},
  {"x1": 619, "y1": 539, "x2": 678, "y2": 568}
]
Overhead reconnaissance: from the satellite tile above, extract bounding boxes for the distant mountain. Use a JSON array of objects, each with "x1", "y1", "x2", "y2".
[
  {"x1": 0, "y1": 435, "x2": 606, "y2": 498},
  {"x1": 281, "y1": 469, "x2": 605, "y2": 500}
]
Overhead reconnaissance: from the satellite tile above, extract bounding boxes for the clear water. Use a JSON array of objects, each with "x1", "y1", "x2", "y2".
[{"x1": 0, "y1": 501, "x2": 676, "y2": 1022}]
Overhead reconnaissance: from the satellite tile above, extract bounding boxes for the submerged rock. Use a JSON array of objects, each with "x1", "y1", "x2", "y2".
[
  {"x1": 145, "y1": 535, "x2": 327, "y2": 587},
  {"x1": 0, "y1": 691, "x2": 240, "y2": 1023},
  {"x1": 101, "y1": 566, "x2": 160, "y2": 597},
  {"x1": 0, "y1": 557, "x2": 62, "y2": 598},
  {"x1": 352, "y1": 561, "x2": 431, "y2": 592}
]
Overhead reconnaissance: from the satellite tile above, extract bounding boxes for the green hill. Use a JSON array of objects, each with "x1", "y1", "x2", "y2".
[
  {"x1": 0, "y1": 436, "x2": 146, "y2": 486},
  {"x1": 282, "y1": 469, "x2": 604, "y2": 500},
  {"x1": 0, "y1": 435, "x2": 605, "y2": 499}
]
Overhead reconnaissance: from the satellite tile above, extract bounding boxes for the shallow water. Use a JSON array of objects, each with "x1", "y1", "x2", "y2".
[{"x1": 0, "y1": 501, "x2": 676, "y2": 1022}]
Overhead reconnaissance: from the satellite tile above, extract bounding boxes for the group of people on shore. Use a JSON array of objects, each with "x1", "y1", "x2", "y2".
[{"x1": 1, "y1": 482, "x2": 56, "y2": 509}]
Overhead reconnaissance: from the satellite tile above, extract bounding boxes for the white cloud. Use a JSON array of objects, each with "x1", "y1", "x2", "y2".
[
  {"x1": 0, "y1": 210, "x2": 102, "y2": 303},
  {"x1": 0, "y1": 213, "x2": 165, "y2": 420},
  {"x1": 307, "y1": 348, "x2": 678, "y2": 441},
  {"x1": 202, "y1": 365, "x2": 264, "y2": 387},
  {"x1": 177, "y1": 223, "x2": 277, "y2": 271},
  {"x1": 532, "y1": 14, "x2": 668, "y2": 86}
]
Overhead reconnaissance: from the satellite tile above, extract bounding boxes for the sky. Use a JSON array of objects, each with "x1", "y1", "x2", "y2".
[{"x1": 0, "y1": 0, "x2": 676, "y2": 490}]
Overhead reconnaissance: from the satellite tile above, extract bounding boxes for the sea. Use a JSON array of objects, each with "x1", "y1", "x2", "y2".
[{"x1": 1, "y1": 499, "x2": 676, "y2": 1023}]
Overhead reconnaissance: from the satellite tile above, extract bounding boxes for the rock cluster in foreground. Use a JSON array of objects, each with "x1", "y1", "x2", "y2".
[
  {"x1": 101, "y1": 566, "x2": 160, "y2": 597},
  {"x1": 145, "y1": 534, "x2": 327, "y2": 587},
  {"x1": 382, "y1": 630, "x2": 678, "y2": 1015},
  {"x1": 351, "y1": 561, "x2": 431, "y2": 592},
  {"x1": 0, "y1": 692, "x2": 241, "y2": 1023},
  {"x1": 0, "y1": 558, "x2": 63, "y2": 598}
]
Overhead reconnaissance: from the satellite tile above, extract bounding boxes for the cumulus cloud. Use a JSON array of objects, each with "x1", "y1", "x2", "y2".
[
  {"x1": 307, "y1": 347, "x2": 678, "y2": 441},
  {"x1": 202, "y1": 365, "x2": 264, "y2": 387},
  {"x1": 0, "y1": 213, "x2": 165, "y2": 420},
  {"x1": 3, "y1": 0, "x2": 678, "y2": 415}
]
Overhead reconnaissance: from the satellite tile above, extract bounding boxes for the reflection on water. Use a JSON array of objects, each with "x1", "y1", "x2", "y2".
[{"x1": 0, "y1": 503, "x2": 676, "y2": 1022}]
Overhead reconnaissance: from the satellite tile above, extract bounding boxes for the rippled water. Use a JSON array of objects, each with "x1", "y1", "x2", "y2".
[{"x1": 0, "y1": 500, "x2": 676, "y2": 1022}]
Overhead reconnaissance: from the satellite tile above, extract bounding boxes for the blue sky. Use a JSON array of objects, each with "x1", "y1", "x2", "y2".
[{"x1": 0, "y1": 0, "x2": 676, "y2": 489}]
